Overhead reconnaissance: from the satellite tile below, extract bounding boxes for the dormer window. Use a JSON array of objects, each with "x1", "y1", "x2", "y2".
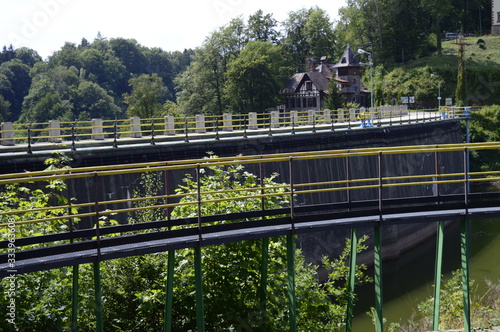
[{"x1": 341, "y1": 57, "x2": 347, "y2": 63}]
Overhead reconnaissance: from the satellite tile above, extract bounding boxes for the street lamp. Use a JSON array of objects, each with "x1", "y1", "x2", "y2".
[
  {"x1": 358, "y1": 48, "x2": 374, "y2": 126},
  {"x1": 431, "y1": 74, "x2": 441, "y2": 111}
]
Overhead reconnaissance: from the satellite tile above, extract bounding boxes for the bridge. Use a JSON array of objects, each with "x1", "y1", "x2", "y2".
[
  {"x1": 1, "y1": 133, "x2": 499, "y2": 332},
  {"x1": 0, "y1": 106, "x2": 467, "y2": 173}
]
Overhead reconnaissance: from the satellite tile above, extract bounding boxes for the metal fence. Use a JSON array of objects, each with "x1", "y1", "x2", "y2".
[
  {"x1": 1, "y1": 141, "x2": 498, "y2": 332},
  {"x1": 0, "y1": 106, "x2": 473, "y2": 152}
]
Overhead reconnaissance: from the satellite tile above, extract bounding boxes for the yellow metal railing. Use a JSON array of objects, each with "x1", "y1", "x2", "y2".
[
  {"x1": 0, "y1": 141, "x2": 498, "y2": 229},
  {"x1": 0, "y1": 107, "x2": 475, "y2": 147}
]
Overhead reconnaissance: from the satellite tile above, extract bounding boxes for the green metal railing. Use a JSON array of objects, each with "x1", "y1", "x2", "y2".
[{"x1": 1, "y1": 141, "x2": 498, "y2": 331}]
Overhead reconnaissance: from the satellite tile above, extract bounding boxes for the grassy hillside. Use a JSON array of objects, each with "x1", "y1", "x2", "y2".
[{"x1": 404, "y1": 35, "x2": 500, "y2": 106}]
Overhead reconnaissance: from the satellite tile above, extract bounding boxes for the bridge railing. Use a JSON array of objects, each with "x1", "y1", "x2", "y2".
[
  {"x1": 0, "y1": 105, "x2": 475, "y2": 148},
  {"x1": 1, "y1": 141, "x2": 498, "y2": 331}
]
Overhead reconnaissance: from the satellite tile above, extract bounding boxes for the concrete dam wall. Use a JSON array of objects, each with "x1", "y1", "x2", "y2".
[{"x1": 10, "y1": 120, "x2": 465, "y2": 266}]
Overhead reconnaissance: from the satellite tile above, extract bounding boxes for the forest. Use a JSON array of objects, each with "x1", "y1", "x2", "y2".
[{"x1": 0, "y1": 0, "x2": 496, "y2": 124}]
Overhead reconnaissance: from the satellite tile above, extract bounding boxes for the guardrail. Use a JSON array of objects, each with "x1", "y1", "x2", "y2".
[
  {"x1": 1, "y1": 141, "x2": 495, "y2": 332},
  {"x1": 0, "y1": 106, "x2": 474, "y2": 151}
]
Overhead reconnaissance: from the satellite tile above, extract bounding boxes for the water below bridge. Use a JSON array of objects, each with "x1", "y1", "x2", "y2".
[{"x1": 352, "y1": 204, "x2": 500, "y2": 330}]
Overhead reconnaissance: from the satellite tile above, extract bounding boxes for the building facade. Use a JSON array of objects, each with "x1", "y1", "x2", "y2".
[
  {"x1": 281, "y1": 46, "x2": 370, "y2": 112},
  {"x1": 493, "y1": 0, "x2": 500, "y2": 35}
]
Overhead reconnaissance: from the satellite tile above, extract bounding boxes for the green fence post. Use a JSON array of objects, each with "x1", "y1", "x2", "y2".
[
  {"x1": 287, "y1": 234, "x2": 296, "y2": 332},
  {"x1": 259, "y1": 238, "x2": 269, "y2": 325},
  {"x1": 461, "y1": 219, "x2": 471, "y2": 332},
  {"x1": 93, "y1": 261, "x2": 103, "y2": 332},
  {"x1": 345, "y1": 228, "x2": 358, "y2": 332},
  {"x1": 164, "y1": 250, "x2": 175, "y2": 332},
  {"x1": 258, "y1": 161, "x2": 269, "y2": 327},
  {"x1": 432, "y1": 221, "x2": 444, "y2": 330},
  {"x1": 72, "y1": 265, "x2": 79, "y2": 332},
  {"x1": 194, "y1": 247, "x2": 205, "y2": 332},
  {"x1": 374, "y1": 225, "x2": 383, "y2": 332}
]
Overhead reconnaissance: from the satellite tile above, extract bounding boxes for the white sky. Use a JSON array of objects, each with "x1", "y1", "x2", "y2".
[{"x1": 0, "y1": 0, "x2": 346, "y2": 60}]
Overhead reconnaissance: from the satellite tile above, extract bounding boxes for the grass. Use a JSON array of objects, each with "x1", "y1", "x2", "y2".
[{"x1": 406, "y1": 35, "x2": 500, "y2": 70}]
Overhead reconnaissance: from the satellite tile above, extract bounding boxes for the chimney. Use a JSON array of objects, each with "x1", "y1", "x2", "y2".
[{"x1": 309, "y1": 59, "x2": 317, "y2": 72}]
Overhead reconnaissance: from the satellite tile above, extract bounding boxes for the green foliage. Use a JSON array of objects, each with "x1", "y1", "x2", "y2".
[
  {"x1": 0, "y1": 153, "x2": 372, "y2": 331},
  {"x1": 123, "y1": 73, "x2": 170, "y2": 118},
  {"x1": 469, "y1": 105, "x2": 500, "y2": 172},
  {"x1": 455, "y1": 41, "x2": 466, "y2": 107},
  {"x1": 0, "y1": 59, "x2": 31, "y2": 120},
  {"x1": 0, "y1": 153, "x2": 80, "y2": 332},
  {"x1": 247, "y1": 10, "x2": 280, "y2": 44},
  {"x1": 91, "y1": 155, "x2": 371, "y2": 331},
  {"x1": 282, "y1": 7, "x2": 336, "y2": 71},
  {"x1": 376, "y1": 66, "x2": 439, "y2": 108},
  {"x1": 325, "y1": 77, "x2": 346, "y2": 110},
  {"x1": 224, "y1": 41, "x2": 293, "y2": 114},
  {"x1": 389, "y1": 270, "x2": 500, "y2": 331},
  {"x1": 0, "y1": 94, "x2": 10, "y2": 121}
]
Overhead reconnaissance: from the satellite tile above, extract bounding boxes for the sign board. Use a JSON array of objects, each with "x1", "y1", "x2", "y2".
[
  {"x1": 445, "y1": 98, "x2": 453, "y2": 106},
  {"x1": 400, "y1": 96, "x2": 415, "y2": 104}
]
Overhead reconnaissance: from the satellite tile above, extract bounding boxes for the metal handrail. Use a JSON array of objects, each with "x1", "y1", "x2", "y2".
[{"x1": 0, "y1": 107, "x2": 473, "y2": 148}]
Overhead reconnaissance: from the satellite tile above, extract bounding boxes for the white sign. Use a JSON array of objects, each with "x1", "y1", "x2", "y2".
[
  {"x1": 400, "y1": 96, "x2": 415, "y2": 104},
  {"x1": 445, "y1": 98, "x2": 453, "y2": 106}
]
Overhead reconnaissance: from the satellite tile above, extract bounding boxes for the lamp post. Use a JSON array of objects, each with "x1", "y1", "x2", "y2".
[
  {"x1": 431, "y1": 74, "x2": 441, "y2": 111},
  {"x1": 358, "y1": 48, "x2": 374, "y2": 126}
]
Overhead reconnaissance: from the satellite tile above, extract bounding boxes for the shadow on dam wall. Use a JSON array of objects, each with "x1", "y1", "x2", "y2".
[{"x1": 35, "y1": 120, "x2": 464, "y2": 267}]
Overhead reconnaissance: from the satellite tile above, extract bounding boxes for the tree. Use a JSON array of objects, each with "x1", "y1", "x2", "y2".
[
  {"x1": 325, "y1": 78, "x2": 345, "y2": 110},
  {"x1": 176, "y1": 18, "x2": 246, "y2": 115},
  {"x1": 0, "y1": 154, "x2": 80, "y2": 331},
  {"x1": 378, "y1": 66, "x2": 438, "y2": 107},
  {"x1": 72, "y1": 81, "x2": 121, "y2": 120},
  {"x1": 0, "y1": 94, "x2": 10, "y2": 121},
  {"x1": 15, "y1": 47, "x2": 42, "y2": 67},
  {"x1": 109, "y1": 38, "x2": 147, "y2": 75},
  {"x1": 422, "y1": 0, "x2": 453, "y2": 55},
  {"x1": 469, "y1": 105, "x2": 500, "y2": 172},
  {"x1": 304, "y1": 7, "x2": 336, "y2": 62},
  {"x1": 224, "y1": 41, "x2": 292, "y2": 113},
  {"x1": 20, "y1": 66, "x2": 79, "y2": 123},
  {"x1": 455, "y1": 40, "x2": 467, "y2": 106},
  {"x1": 247, "y1": 10, "x2": 280, "y2": 44},
  {"x1": 20, "y1": 65, "x2": 120, "y2": 123},
  {"x1": 282, "y1": 7, "x2": 336, "y2": 71},
  {"x1": 0, "y1": 59, "x2": 32, "y2": 120},
  {"x1": 123, "y1": 73, "x2": 170, "y2": 118}
]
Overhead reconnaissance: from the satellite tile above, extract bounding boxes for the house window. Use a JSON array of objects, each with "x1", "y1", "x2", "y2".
[
  {"x1": 498, "y1": 12, "x2": 500, "y2": 23},
  {"x1": 306, "y1": 81, "x2": 313, "y2": 91},
  {"x1": 308, "y1": 98, "x2": 317, "y2": 107}
]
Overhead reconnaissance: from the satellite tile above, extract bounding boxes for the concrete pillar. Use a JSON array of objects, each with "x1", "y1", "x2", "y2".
[
  {"x1": 130, "y1": 117, "x2": 142, "y2": 138},
  {"x1": 338, "y1": 109, "x2": 345, "y2": 122},
  {"x1": 308, "y1": 110, "x2": 316, "y2": 125},
  {"x1": 323, "y1": 109, "x2": 332, "y2": 124},
  {"x1": 195, "y1": 114, "x2": 206, "y2": 133},
  {"x1": 1, "y1": 122, "x2": 15, "y2": 146},
  {"x1": 349, "y1": 108, "x2": 356, "y2": 121},
  {"x1": 248, "y1": 112, "x2": 258, "y2": 130},
  {"x1": 49, "y1": 120, "x2": 61, "y2": 143},
  {"x1": 223, "y1": 113, "x2": 233, "y2": 132},
  {"x1": 271, "y1": 111, "x2": 280, "y2": 128},
  {"x1": 291, "y1": 111, "x2": 299, "y2": 127},
  {"x1": 92, "y1": 118, "x2": 104, "y2": 140},
  {"x1": 164, "y1": 115, "x2": 175, "y2": 135}
]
